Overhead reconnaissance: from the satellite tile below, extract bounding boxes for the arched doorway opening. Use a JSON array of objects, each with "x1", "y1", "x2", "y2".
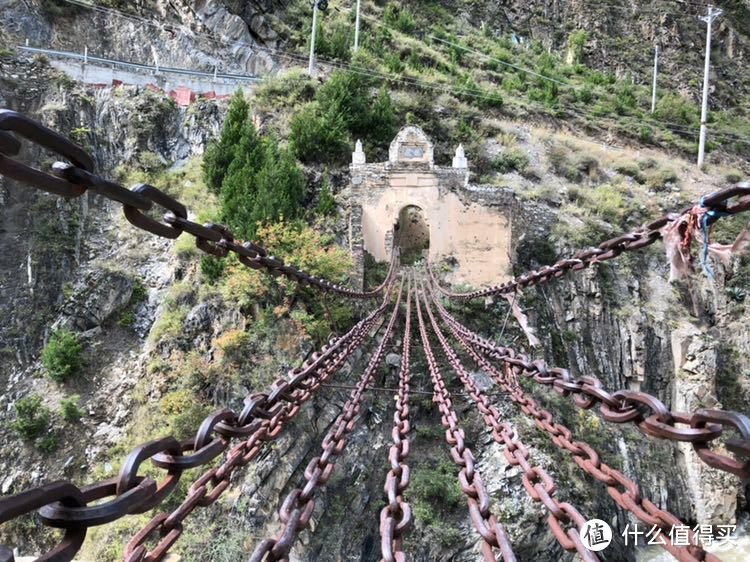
[{"x1": 393, "y1": 205, "x2": 429, "y2": 265}]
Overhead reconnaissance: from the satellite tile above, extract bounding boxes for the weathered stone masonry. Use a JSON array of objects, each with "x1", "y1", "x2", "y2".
[{"x1": 348, "y1": 126, "x2": 517, "y2": 288}]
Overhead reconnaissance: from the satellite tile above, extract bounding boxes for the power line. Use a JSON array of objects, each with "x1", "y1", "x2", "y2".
[
  {"x1": 423, "y1": 33, "x2": 750, "y2": 145},
  {"x1": 60, "y1": 0, "x2": 506, "y2": 104},
  {"x1": 58, "y1": 0, "x2": 750, "y2": 147},
  {"x1": 430, "y1": 36, "x2": 569, "y2": 86}
]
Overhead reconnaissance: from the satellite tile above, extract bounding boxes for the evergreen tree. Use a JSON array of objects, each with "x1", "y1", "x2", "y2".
[
  {"x1": 252, "y1": 136, "x2": 307, "y2": 226},
  {"x1": 290, "y1": 102, "x2": 349, "y2": 164},
  {"x1": 202, "y1": 89, "x2": 249, "y2": 193},
  {"x1": 219, "y1": 120, "x2": 263, "y2": 239},
  {"x1": 316, "y1": 70, "x2": 372, "y2": 136},
  {"x1": 367, "y1": 86, "x2": 397, "y2": 145}
]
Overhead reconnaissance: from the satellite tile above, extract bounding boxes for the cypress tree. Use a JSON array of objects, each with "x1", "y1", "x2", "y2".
[
  {"x1": 368, "y1": 86, "x2": 397, "y2": 145},
  {"x1": 252, "y1": 135, "x2": 307, "y2": 226},
  {"x1": 219, "y1": 120, "x2": 263, "y2": 239},
  {"x1": 202, "y1": 89, "x2": 249, "y2": 193}
]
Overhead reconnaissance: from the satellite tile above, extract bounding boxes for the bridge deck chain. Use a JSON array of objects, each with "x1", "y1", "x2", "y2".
[
  {"x1": 428, "y1": 285, "x2": 719, "y2": 562},
  {"x1": 380, "y1": 275, "x2": 414, "y2": 562},
  {"x1": 419, "y1": 283, "x2": 598, "y2": 561},
  {"x1": 414, "y1": 284, "x2": 517, "y2": 562},
  {"x1": 249, "y1": 279, "x2": 405, "y2": 561},
  {"x1": 428, "y1": 273, "x2": 750, "y2": 480}
]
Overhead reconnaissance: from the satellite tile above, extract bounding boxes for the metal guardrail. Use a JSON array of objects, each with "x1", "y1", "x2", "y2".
[{"x1": 18, "y1": 46, "x2": 262, "y2": 83}]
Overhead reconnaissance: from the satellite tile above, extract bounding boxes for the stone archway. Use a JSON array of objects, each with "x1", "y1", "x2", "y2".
[
  {"x1": 349, "y1": 125, "x2": 515, "y2": 289},
  {"x1": 394, "y1": 205, "x2": 429, "y2": 265}
]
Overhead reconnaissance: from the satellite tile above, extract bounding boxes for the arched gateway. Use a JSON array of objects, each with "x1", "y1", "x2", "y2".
[{"x1": 348, "y1": 127, "x2": 516, "y2": 288}]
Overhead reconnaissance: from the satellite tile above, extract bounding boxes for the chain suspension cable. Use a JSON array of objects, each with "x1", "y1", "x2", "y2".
[
  {"x1": 428, "y1": 284, "x2": 720, "y2": 562},
  {"x1": 428, "y1": 183, "x2": 750, "y2": 301},
  {"x1": 125, "y1": 292, "x2": 393, "y2": 561},
  {"x1": 249, "y1": 278, "x2": 405, "y2": 561},
  {"x1": 419, "y1": 283, "x2": 598, "y2": 561},
  {"x1": 0, "y1": 281, "x2": 395, "y2": 562},
  {"x1": 414, "y1": 284, "x2": 517, "y2": 562},
  {"x1": 0, "y1": 109, "x2": 396, "y2": 299},
  {"x1": 430, "y1": 281, "x2": 750, "y2": 479},
  {"x1": 380, "y1": 275, "x2": 414, "y2": 562}
]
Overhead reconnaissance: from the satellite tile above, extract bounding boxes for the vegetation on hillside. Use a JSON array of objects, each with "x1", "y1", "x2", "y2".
[{"x1": 272, "y1": 0, "x2": 750, "y2": 164}]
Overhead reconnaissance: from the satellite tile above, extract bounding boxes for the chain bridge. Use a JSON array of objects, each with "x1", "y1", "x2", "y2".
[{"x1": 0, "y1": 109, "x2": 749, "y2": 562}]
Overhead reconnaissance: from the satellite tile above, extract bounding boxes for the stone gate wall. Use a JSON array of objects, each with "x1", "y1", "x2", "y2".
[{"x1": 348, "y1": 127, "x2": 516, "y2": 288}]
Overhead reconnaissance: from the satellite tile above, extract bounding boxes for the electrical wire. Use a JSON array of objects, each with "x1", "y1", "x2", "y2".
[{"x1": 58, "y1": 0, "x2": 750, "y2": 146}]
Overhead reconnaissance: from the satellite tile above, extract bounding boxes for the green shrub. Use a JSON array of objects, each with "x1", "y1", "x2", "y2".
[
  {"x1": 725, "y1": 169, "x2": 744, "y2": 184},
  {"x1": 368, "y1": 87, "x2": 398, "y2": 145},
  {"x1": 10, "y1": 395, "x2": 51, "y2": 440},
  {"x1": 60, "y1": 395, "x2": 84, "y2": 423},
  {"x1": 315, "y1": 21, "x2": 352, "y2": 61},
  {"x1": 567, "y1": 30, "x2": 588, "y2": 64},
  {"x1": 131, "y1": 279, "x2": 148, "y2": 304},
  {"x1": 118, "y1": 310, "x2": 135, "y2": 327},
  {"x1": 654, "y1": 93, "x2": 699, "y2": 126},
  {"x1": 38, "y1": 434, "x2": 59, "y2": 454},
  {"x1": 200, "y1": 256, "x2": 226, "y2": 285},
  {"x1": 411, "y1": 461, "x2": 464, "y2": 526},
  {"x1": 316, "y1": 177, "x2": 337, "y2": 216},
  {"x1": 253, "y1": 70, "x2": 316, "y2": 111},
  {"x1": 643, "y1": 167, "x2": 678, "y2": 191},
  {"x1": 576, "y1": 85, "x2": 593, "y2": 104},
  {"x1": 492, "y1": 148, "x2": 529, "y2": 174},
  {"x1": 383, "y1": 3, "x2": 416, "y2": 33},
  {"x1": 502, "y1": 73, "x2": 524, "y2": 92},
  {"x1": 316, "y1": 70, "x2": 374, "y2": 136},
  {"x1": 160, "y1": 390, "x2": 211, "y2": 439},
  {"x1": 149, "y1": 308, "x2": 187, "y2": 344},
  {"x1": 42, "y1": 328, "x2": 82, "y2": 383},
  {"x1": 638, "y1": 125, "x2": 653, "y2": 143}
]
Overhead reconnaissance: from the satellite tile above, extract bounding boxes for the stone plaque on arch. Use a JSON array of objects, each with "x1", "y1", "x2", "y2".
[{"x1": 388, "y1": 126, "x2": 434, "y2": 167}]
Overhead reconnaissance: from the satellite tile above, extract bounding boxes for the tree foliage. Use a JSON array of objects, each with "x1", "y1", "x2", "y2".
[
  {"x1": 42, "y1": 328, "x2": 82, "y2": 383},
  {"x1": 290, "y1": 102, "x2": 350, "y2": 164},
  {"x1": 205, "y1": 89, "x2": 308, "y2": 240},
  {"x1": 10, "y1": 395, "x2": 51, "y2": 439},
  {"x1": 290, "y1": 70, "x2": 398, "y2": 162},
  {"x1": 203, "y1": 90, "x2": 250, "y2": 193}
]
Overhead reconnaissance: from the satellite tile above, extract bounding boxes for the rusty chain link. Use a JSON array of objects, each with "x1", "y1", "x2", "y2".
[
  {"x1": 1, "y1": 108, "x2": 748, "y2": 561},
  {"x1": 0, "y1": 280, "x2": 395, "y2": 562},
  {"x1": 431, "y1": 286, "x2": 750, "y2": 479},
  {"x1": 249, "y1": 278, "x2": 405, "y2": 561},
  {"x1": 414, "y1": 284, "x2": 517, "y2": 562},
  {"x1": 419, "y1": 282, "x2": 598, "y2": 561},
  {"x1": 380, "y1": 276, "x2": 414, "y2": 562},
  {"x1": 428, "y1": 182, "x2": 750, "y2": 302},
  {"x1": 0, "y1": 109, "x2": 396, "y2": 300},
  {"x1": 427, "y1": 283, "x2": 719, "y2": 562}
]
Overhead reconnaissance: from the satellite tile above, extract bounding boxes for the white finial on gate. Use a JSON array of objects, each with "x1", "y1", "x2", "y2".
[
  {"x1": 452, "y1": 143, "x2": 468, "y2": 169},
  {"x1": 352, "y1": 139, "x2": 366, "y2": 165}
]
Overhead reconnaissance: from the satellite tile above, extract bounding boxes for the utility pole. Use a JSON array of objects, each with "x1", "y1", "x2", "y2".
[
  {"x1": 308, "y1": 0, "x2": 320, "y2": 76},
  {"x1": 651, "y1": 44, "x2": 658, "y2": 113},
  {"x1": 354, "y1": 0, "x2": 361, "y2": 52},
  {"x1": 697, "y1": 5, "x2": 722, "y2": 167}
]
